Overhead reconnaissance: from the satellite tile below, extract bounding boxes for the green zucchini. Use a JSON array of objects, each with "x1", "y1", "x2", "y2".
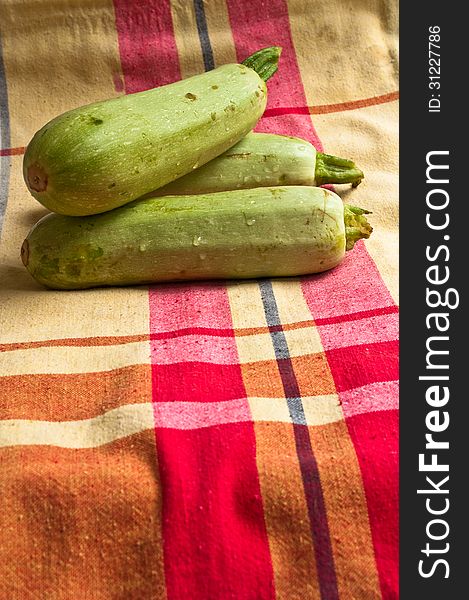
[
  {"x1": 23, "y1": 47, "x2": 281, "y2": 217},
  {"x1": 151, "y1": 132, "x2": 364, "y2": 196},
  {"x1": 21, "y1": 187, "x2": 372, "y2": 290}
]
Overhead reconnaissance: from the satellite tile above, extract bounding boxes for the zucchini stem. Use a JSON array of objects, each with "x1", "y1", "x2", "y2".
[
  {"x1": 315, "y1": 153, "x2": 364, "y2": 187},
  {"x1": 344, "y1": 205, "x2": 373, "y2": 251},
  {"x1": 242, "y1": 47, "x2": 282, "y2": 82}
]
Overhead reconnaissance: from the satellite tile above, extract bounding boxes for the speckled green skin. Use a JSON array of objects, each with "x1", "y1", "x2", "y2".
[
  {"x1": 22, "y1": 186, "x2": 348, "y2": 289},
  {"x1": 23, "y1": 64, "x2": 267, "y2": 216},
  {"x1": 152, "y1": 133, "x2": 317, "y2": 196},
  {"x1": 149, "y1": 133, "x2": 364, "y2": 196}
]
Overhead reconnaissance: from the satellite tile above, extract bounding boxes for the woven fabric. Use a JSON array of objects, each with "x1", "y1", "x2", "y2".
[{"x1": 0, "y1": 1, "x2": 398, "y2": 598}]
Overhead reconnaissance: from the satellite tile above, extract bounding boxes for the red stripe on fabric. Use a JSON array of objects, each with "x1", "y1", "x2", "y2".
[
  {"x1": 345, "y1": 410, "x2": 399, "y2": 599},
  {"x1": 314, "y1": 305, "x2": 399, "y2": 326},
  {"x1": 151, "y1": 326, "x2": 233, "y2": 340},
  {"x1": 225, "y1": 0, "x2": 323, "y2": 151},
  {"x1": 0, "y1": 146, "x2": 25, "y2": 156},
  {"x1": 149, "y1": 323, "x2": 305, "y2": 339},
  {"x1": 310, "y1": 91, "x2": 400, "y2": 114},
  {"x1": 149, "y1": 285, "x2": 246, "y2": 402},
  {"x1": 326, "y1": 340, "x2": 399, "y2": 393},
  {"x1": 263, "y1": 105, "x2": 311, "y2": 117},
  {"x1": 149, "y1": 283, "x2": 274, "y2": 596},
  {"x1": 151, "y1": 362, "x2": 247, "y2": 402},
  {"x1": 112, "y1": 0, "x2": 180, "y2": 94},
  {"x1": 155, "y1": 424, "x2": 275, "y2": 599}
]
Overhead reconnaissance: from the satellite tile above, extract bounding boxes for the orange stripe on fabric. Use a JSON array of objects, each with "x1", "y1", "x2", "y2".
[
  {"x1": 254, "y1": 421, "x2": 320, "y2": 600},
  {"x1": 0, "y1": 333, "x2": 150, "y2": 352},
  {"x1": 0, "y1": 431, "x2": 166, "y2": 599},
  {"x1": 0, "y1": 146, "x2": 24, "y2": 156},
  {"x1": 0, "y1": 322, "x2": 315, "y2": 352},
  {"x1": 290, "y1": 353, "x2": 336, "y2": 396},
  {"x1": 262, "y1": 91, "x2": 400, "y2": 118},
  {"x1": 0, "y1": 364, "x2": 152, "y2": 421},
  {"x1": 240, "y1": 360, "x2": 285, "y2": 398},
  {"x1": 308, "y1": 420, "x2": 382, "y2": 599},
  {"x1": 236, "y1": 320, "x2": 314, "y2": 336},
  {"x1": 239, "y1": 353, "x2": 336, "y2": 399},
  {"x1": 310, "y1": 91, "x2": 400, "y2": 114}
]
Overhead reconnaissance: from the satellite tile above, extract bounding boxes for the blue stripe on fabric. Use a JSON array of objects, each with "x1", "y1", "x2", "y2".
[
  {"x1": 258, "y1": 279, "x2": 340, "y2": 600},
  {"x1": 258, "y1": 280, "x2": 308, "y2": 422},
  {"x1": 193, "y1": 0, "x2": 215, "y2": 71}
]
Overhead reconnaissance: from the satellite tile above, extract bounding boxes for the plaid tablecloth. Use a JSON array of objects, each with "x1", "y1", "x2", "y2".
[{"x1": 0, "y1": 1, "x2": 398, "y2": 598}]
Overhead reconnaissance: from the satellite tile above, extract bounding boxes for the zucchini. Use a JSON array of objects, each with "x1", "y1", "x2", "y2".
[
  {"x1": 23, "y1": 47, "x2": 281, "y2": 217},
  {"x1": 21, "y1": 187, "x2": 372, "y2": 290},
  {"x1": 151, "y1": 132, "x2": 364, "y2": 196}
]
